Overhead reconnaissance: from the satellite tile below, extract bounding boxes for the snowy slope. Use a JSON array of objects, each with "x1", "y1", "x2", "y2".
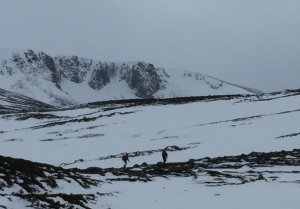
[
  {"x1": 0, "y1": 49, "x2": 258, "y2": 106},
  {"x1": 60, "y1": 72, "x2": 139, "y2": 103},
  {"x1": 156, "y1": 69, "x2": 254, "y2": 98},
  {"x1": 0, "y1": 90, "x2": 300, "y2": 208},
  {"x1": 0, "y1": 88, "x2": 57, "y2": 114}
]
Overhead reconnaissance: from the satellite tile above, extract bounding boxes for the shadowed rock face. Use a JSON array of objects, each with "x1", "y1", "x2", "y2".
[
  {"x1": 54, "y1": 55, "x2": 165, "y2": 97},
  {"x1": 88, "y1": 62, "x2": 117, "y2": 90},
  {"x1": 123, "y1": 62, "x2": 163, "y2": 98},
  {"x1": 89, "y1": 68, "x2": 110, "y2": 89},
  {"x1": 1, "y1": 50, "x2": 167, "y2": 99},
  {"x1": 38, "y1": 52, "x2": 61, "y2": 89},
  {"x1": 9, "y1": 50, "x2": 61, "y2": 89},
  {"x1": 56, "y1": 56, "x2": 92, "y2": 83},
  {"x1": 88, "y1": 61, "x2": 165, "y2": 97}
]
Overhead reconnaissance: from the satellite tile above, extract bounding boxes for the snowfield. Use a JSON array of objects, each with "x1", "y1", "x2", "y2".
[{"x1": 0, "y1": 90, "x2": 300, "y2": 208}]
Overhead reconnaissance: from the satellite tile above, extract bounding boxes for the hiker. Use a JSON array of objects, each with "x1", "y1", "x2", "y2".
[
  {"x1": 122, "y1": 152, "x2": 130, "y2": 168},
  {"x1": 162, "y1": 148, "x2": 168, "y2": 163}
]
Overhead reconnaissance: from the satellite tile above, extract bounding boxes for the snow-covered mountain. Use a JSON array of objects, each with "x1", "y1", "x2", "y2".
[{"x1": 0, "y1": 49, "x2": 260, "y2": 106}]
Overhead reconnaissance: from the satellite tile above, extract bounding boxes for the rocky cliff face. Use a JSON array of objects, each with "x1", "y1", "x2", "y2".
[
  {"x1": 2, "y1": 50, "x2": 61, "y2": 89},
  {"x1": 88, "y1": 62, "x2": 117, "y2": 90},
  {"x1": 0, "y1": 49, "x2": 254, "y2": 106},
  {"x1": 54, "y1": 54, "x2": 165, "y2": 97},
  {"x1": 0, "y1": 50, "x2": 168, "y2": 105},
  {"x1": 121, "y1": 62, "x2": 164, "y2": 98},
  {"x1": 56, "y1": 56, "x2": 92, "y2": 83}
]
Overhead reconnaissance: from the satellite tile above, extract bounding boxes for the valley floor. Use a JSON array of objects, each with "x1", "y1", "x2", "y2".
[{"x1": 0, "y1": 91, "x2": 300, "y2": 208}]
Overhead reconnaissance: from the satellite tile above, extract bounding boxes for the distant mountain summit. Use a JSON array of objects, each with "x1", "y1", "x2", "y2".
[{"x1": 0, "y1": 49, "x2": 259, "y2": 106}]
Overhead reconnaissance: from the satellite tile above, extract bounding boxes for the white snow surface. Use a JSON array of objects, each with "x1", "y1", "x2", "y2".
[
  {"x1": 157, "y1": 69, "x2": 250, "y2": 98},
  {"x1": 60, "y1": 76, "x2": 138, "y2": 103},
  {"x1": 0, "y1": 91, "x2": 300, "y2": 208}
]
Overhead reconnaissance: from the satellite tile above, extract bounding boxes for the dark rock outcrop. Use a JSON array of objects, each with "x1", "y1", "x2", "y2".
[
  {"x1": 56, "y1": 56, "x2": 92, "y2": 83},
  {"x1": 53, "y1": 55, "x2": 166, "y2": 97},
  {"x1": 121, "y1": 62, "x2": 164, "y2": 98},
  {"x1": 38, "y1": 51, "x2": 61, "y2": 89},
  {"x1": 88, "y1": 62, "x2": 117, "y2": 90},
  {"x1": 12, "y1": 50, "x2": 61, "y2": 88}
]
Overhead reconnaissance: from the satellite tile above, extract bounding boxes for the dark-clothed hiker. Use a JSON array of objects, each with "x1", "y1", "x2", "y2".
[
  {"x1": 122, "y1": 152, "x2": 130, "y2": 168},
  {"x1": 162, "y1": 148, "x2": 168, "y2": 163}
]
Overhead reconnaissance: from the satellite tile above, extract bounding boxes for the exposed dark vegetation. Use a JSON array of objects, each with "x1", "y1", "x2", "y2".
[
  {"x1": 13, "y1": 193, "x2": 97, "y2": 209},
  {"x1": 16, "y1": 113, "x2": 64, "y2": 120},
  {"x1": 0, "y1": 88, "x2": 58, "y2": 114},
  {"x1": 0, "y1": 155, "x2": 100, "y2": 208},
  {"x1": 82, "y1": 94, "x2": 253, "y2": 110},
  {"x1": 276, "y1": 132, "x2": 300, "y2": 139},
  {"x1": 31, "y1": 111, "x2": 135, "y2": 129},
  {"x1": 194, "y1": 108, "x2": 300, "y2": 127},
  {"x1": 78, "y1": 88, "x2": 300, "y2": 111},
  {"x1": 244, "y1": 88, "x2": 300, "y2": 102},
  {"x1": 75, "y1": 149, "x2": 300, "y2": 186},
  {"x1": 60, "y1": 145, "x2": 195, "y2": 166},
  {"x1": 19, "y1": 94, "x2": 256, "y2": 131},
  {"x1": 2, "y1": 149, "x2": 300, "y2": 208},
  {"x1": 1, "y1": 83, "x2": 299, "y2": 116}
]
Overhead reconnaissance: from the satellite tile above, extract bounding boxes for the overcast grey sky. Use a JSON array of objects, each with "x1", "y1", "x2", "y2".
[{"x1": 0, "y1": 0, "x2": 300, "y2": 92}]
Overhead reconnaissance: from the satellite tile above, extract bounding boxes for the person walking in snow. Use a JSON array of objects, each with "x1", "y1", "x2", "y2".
[
  {"x1": 122, "y1": 152, "x2": 130, "y2": 168},
  {"x1": 162, "y1": 147, "x2": 168, "y2": 163}
]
